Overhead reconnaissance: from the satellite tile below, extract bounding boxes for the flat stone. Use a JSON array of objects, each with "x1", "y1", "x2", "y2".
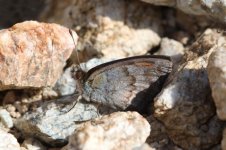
[
  {"x1": 15, "y1": 94, "x2": 100, "y2": 146},
  {"x1": 207, "y1": 45, "x2": 226, "y2": 120},
  {"x1": 0, "y1": 21, "x2": 77, "y2": 90},
  {"x1": 65, "y1": 111, "x2": 150, "y2": 150}
]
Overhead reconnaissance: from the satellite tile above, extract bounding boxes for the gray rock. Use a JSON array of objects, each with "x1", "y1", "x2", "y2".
[
  {"x1": 153, "y1": 29, "x2": 225, "y2": 149},
  {"x1": 15, "y1": 94, "x2": 100, "y2": 146},
  {"x1": 141, "y1": 0, "x2": 226, "y2": 23},
  {"x1": 54, "y1": 66, "x2": 77, "y2": 96},
  {"x1": 65, "y1": 111, "x2": 150, "y2": 150},
  {"x1": 207, "y1": 45, "x2": 226, "y2": 120},
  {"x1": 0, "y1": 109, "x2": 13, "y2": 128}
]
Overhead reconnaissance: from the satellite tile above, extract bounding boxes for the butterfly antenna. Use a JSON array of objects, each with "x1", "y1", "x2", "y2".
[{"x1": 69, "y1": 29, "x2": 81, "y2": 69}]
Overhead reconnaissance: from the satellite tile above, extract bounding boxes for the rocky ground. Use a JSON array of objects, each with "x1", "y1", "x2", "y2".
[{"x1": 0, "y1": 0, "x2": 226, "y2": 150}]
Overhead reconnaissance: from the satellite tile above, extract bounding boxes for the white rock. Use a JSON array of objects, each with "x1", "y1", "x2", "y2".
[
  {"x1": 21, "y1": 138, "x2": 47, "y2": 150},
  {"x1": 65, "y1": 111, "x2": 150, "y2": 150},
  {"x1": 155, "y1": 37, "x2": 184, "y2": 64},
  {"x1": 0, "y1": 109, "x2": 13, "y2": 128},
  {"x1": 0, "y1": 129, "x2": 20, "y2": 150}
]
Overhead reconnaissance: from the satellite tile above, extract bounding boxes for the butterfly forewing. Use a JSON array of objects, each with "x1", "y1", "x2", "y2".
[{"x1": 82, "y1": 55, "x2": 172, "y2": 111}]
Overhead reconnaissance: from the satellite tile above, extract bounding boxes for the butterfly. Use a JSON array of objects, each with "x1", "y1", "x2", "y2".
[
  {"x1": 72, "y1": 55, "x2": 172, "y2": 113},
  {"x1": 68, "y1": 30, "x2": 172, "y2": 112}
]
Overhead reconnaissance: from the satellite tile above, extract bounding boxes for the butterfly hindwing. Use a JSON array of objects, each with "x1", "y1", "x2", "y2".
[{"x1": 82, "y1": 55, "x2": 172, "y2": 111}]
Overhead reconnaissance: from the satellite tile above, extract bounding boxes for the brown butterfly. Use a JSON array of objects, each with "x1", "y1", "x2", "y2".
[
  {"x1": 72, "y1": 55, "x2": 172, "y2": 112},
  {"x1": 69, "y1": 30, "x2": 172, "y2": 112}
]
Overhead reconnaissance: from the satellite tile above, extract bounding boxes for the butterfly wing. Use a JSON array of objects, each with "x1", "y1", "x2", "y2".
[{"x1": 82, "y1": 55, "x2": 172, "y2": 112}]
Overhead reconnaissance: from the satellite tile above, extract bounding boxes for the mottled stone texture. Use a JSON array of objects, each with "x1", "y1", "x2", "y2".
[
  {"x1": 65, "y1": 112, "x2": 150, "y2": 150},
  {"x1": 153, "y1": 29, "x2": 225, "y2": 149},
  {"x1": 0, "y1": 21, "x2": 77, "y2": 90},
  {"x1": 208, "y1": 45, "x2": 226, "y2": 120},
  {"x1": 40, "y1": 0, "x2": 162, "y2": 62},
  {"x1": 141, "y1": 0, "x2": 226, "y2": 23},
  {"x1": 15, "y1": 94, "x2": 100, "y2": 146}
]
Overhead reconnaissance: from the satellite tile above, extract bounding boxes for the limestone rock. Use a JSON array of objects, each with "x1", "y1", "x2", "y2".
[
  {"x1": 15, "y1": 94, "x2": 100, "y2": 146},
  {"x1": 207, "y1": 45, "x2": 226, "y2": 120},
  {"x1": 21, "y1": 138, "x2": 47, "y2": 150},
  {"x1": 141, "y1": 0, "x2": 226, "y2": 24},
  {"x1": 154, "y1": 37, "x2": 184, "y2": 64},
  {"x1": 40, "y1": 0, "x2": 162, "y2": 61},
  {"x1": 0, "y1": 109, "x2": 13, "y2": 129},
  {"x1": 65, "y1": 112, "x2": 150, "y2": 150},
  {"x1": 153, "y1": 29, "x2": 225, "y2": 149},
  {"x1": 0, "y1": 129, "x2": 20, "y2": 150},
  {"x1": 0, "y1": 21, "x2": 77, "y2": 90}
]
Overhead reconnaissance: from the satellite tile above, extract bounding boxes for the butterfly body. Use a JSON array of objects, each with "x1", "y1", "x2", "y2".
[{"x1": 75, "y1": 55, "x2": 172, "y2": 112}]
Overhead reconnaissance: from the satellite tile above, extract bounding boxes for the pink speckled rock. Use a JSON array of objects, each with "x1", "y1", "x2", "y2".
[{"x1": 0, "y1": 21, "x2": 78, "y2": 90}]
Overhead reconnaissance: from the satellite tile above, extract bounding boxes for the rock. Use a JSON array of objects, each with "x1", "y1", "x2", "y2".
[
  {"x1": 141, "y1": 0, "x2": 226, "y2": 24},
  {"x1": 80, "y1": 58, "x2": 114, "y2": 72},
  {"x1": 0, "y1": 109, "x2": 13, "y2": 129},
  {"x1": 40, "y1": 0, "x2": 162, "y2": 61},
  {"x1": 207, "y1": 45, "x2": 226, "y2": 120},
  {"x1": 0, "y1": 21, "x2": 77, "y2": 90},
  {"x1": 145, "y1": 116, "x2": 171, "y2": 149},
  {"x1": 54, "y1": 66, "x2": 77, "y2": 96},
  {"x1": 65, "y1": 111, "x2": 150, "y2": 150},
  {"x1": 222, "y1": 128, "x2": 226, "y2": 150},
  {"x1": 3, "y1": 91, "x2": 17, "y2": 104},
  {"x1": 154, "y1": 37, "x2": 184, "y2": 64},
  {"x1": 0, "y1": 129, "x2": 20, "y2": 150},
  {"x1": 141, "y1": 0, "x2": 175, "y2": 6},
  {"x1": 153, "y1": 29, "x2": 225, "y2": 149},
  {"x1": 132, "y1": 143, "x2": 154, "y2": 150},
  {"x1": 21, "y1": 138, "x2": 47, "y2": 150},
  {"x1": 15, "y1": 94, "x2": 100, "y2": 146}
]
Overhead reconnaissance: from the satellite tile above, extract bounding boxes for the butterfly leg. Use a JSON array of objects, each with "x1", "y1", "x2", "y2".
[{"x1": 65, "y1": 95, "x2": 82, "y2": 113}]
